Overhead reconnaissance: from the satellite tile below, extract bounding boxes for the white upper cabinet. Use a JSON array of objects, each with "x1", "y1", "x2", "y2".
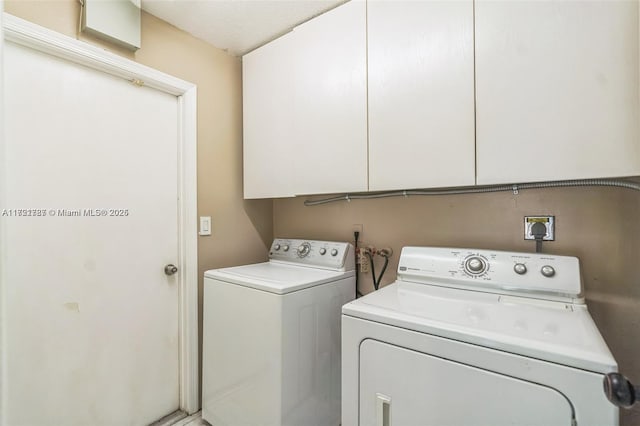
[
  {"x1": 367, "y1": 0, "x2": 476, "y2": 191},
  {"x1": 244, "y1": 0, "x2": 640, "y2": 198},
  {"x1": 243, "y1": 31, "x2": 297, "y2": 199},
  {"x1": 475, "y1": 0, "x2": 640, "y2": 185},
  {"x1": 291, "y1": 0, "x2": 368, "y2": 195}
]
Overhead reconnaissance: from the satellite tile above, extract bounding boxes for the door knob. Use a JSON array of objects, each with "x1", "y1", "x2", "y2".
[{"x1": 164, "y1": 264, "x2": 178, "y2": 276}]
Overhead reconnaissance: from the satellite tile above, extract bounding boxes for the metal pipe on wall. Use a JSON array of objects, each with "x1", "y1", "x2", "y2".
[{"x1": 303, "y1": 179, "x2": 640, "y2": 206}]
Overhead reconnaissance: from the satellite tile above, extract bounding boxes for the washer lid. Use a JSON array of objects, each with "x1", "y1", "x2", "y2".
[
  {"x1": 205, "y1": 262, "x2": 354, "y2": 294},
  {"x1": 343, "y1": 282, "x2": 616, "y2": 374}
]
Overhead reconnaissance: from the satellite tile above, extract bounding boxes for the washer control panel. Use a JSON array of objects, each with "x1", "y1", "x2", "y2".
[
  {"x1": 397, "y1": 247, "x2": 583, "y2": 303},
  {"x1": 269, "y1": 238, "x2": 355, "y2": 271}
]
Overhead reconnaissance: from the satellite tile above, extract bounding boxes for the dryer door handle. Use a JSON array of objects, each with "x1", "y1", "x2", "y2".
[{"x1": 376, "y1": 393, "x2": 391, "y2": 426}]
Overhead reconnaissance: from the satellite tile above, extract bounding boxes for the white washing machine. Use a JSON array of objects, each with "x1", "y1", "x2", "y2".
[
  {"x1": 203, "y1": 238, "x2": 355, "y2": 426},
  {"x1": 342, "y1": 246, "x2": 618, "y2": 426}
]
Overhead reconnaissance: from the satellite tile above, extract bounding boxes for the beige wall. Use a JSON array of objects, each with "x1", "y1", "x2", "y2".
[
  {"x1": 275, "y1": 185, "x2": 640, "y2": 424},
  {"x1": 5, "y1": 0, "x2": 273, "y2": 398}
]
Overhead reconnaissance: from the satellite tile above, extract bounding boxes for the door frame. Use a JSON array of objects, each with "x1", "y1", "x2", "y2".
[
  {"x1": 0, "y1": 13, "x2": 200, "y2": 414},
  {"x1": 0, "y1": 4, "x2": 5, "y2": 420}
]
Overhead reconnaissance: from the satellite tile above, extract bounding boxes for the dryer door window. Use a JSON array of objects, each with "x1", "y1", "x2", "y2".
[{"x1": 359, "y1": 339, "x2": 574, "y2": 425}]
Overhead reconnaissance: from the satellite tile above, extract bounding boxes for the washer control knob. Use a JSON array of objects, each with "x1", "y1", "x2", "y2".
[
  {"x1": 541, "y1": 265, "x2": 555, "y2": 278},
  {"x1": 514, "y1": 263, "x2": 527, "y2": 275},
  {"x1": 274, "y1": 244, "x2": 281, "y2": 251},
  {"x1": 283, "y1": 245, "x2": 290, "y2": 252},
  {"x1": 319, "y1": 248, "x2": 327, "y2": 255},
  {"x1": 465, "y1": 257, "x2": 486, "y2": 274},
  {"x1": 297, "y1": 243, "x2": 311, "y2": 258},
  {"x1": 331, "y1": 249, "x2": 339, "y2": 257}
]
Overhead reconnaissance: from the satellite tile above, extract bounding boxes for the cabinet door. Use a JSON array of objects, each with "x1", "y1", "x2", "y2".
[
  {"x1": 368, "y1": 0, "x2": 475, "y2": 191},
  {"x1": 476, "y1": 0, "x2": 640, "y2": 185},
  {"x1": 243, "y1": 31, "x2": 297, "y2": 199},
  {"x1": 291, "y1": 0, "x2": 368, "y2": 195}
]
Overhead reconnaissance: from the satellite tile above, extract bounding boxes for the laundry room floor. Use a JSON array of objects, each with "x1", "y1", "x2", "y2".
[
  {"x1": 153, "y1": 411, "x2": 207, "y2": 426},
  {"x1": 170, "y1": 412, "x2": 207, "y2": 426}
]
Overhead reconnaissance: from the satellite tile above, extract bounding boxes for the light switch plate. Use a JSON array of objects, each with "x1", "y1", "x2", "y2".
[
  {"x1": 524, "y1": 216, "x2": 555, "y2": 241},
  {"x1": 199, "y1": 216, "x2": 211, "y2": 236}
]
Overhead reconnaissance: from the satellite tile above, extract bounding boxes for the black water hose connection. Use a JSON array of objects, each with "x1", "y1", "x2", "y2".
[
  {"x1": 365, "y1": 248, "x2": 377, "y2": 290},
  {"x1": 364, "y1": 247, "x2": 393, "y2": 291},
  {"x1": 354, "y1": 231, "x2": 362, "y2": 297},
  {"x1": 375, "y1": 248, "x2": 393, "y2": 289}
]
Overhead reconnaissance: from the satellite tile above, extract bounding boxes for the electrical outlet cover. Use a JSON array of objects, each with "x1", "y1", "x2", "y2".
[{"x1": 524, "y1": 216, "x2": 555, "y2": 241}]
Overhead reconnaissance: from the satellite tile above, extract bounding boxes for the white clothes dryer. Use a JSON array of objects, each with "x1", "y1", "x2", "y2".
[
  {"x1": 203, "y1": 238, "x2": 355, "y2": 426},
  {"x1": 342, "y1": 246, "x2": 617, "y2": 426}
]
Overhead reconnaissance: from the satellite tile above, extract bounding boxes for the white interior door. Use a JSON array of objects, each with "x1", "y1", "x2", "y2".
[{"x1": 3, "y1": 40, "x2": 181, "y2": 425}]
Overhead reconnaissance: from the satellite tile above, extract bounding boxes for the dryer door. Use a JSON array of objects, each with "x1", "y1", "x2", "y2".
[{"x1": 359, "y1": 339, "x2": 574, "y2": 426}]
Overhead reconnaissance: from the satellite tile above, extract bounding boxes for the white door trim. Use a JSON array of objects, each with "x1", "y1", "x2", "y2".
[
  {"x1": 1, "y1": 13, "x2": 200, "y2": 414},
  {"x1": 0, "y1": 4, "x2": 6, "y2": 420}
]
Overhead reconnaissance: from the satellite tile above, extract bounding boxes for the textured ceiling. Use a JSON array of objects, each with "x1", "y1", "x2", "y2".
[{"x1": 141, "y1": 0, "x2": 345, "y2": 56}]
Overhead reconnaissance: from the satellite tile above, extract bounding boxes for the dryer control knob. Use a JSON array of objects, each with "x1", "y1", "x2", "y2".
[
  {"x1": 283, "y1": 245, "x2": 290, "y2": 252},
  {"x1": 514, "y1": 263, "x2": 527, "y2": 275},
  {"x1": 274, "y1": 244, "x2": 281, "y2": 251},
  {"x1": 319, "y1": 248, "x2": 327, "y2": 255},
  {"x1": 331, "y1": 249, "x2": 339, "y2": 257},
  {"x1": 465, "y1": 257, "x2": 486, "y2": 274},
  {"x1": 541, "y1": 265, "x2": 555, "y2": 277}
]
